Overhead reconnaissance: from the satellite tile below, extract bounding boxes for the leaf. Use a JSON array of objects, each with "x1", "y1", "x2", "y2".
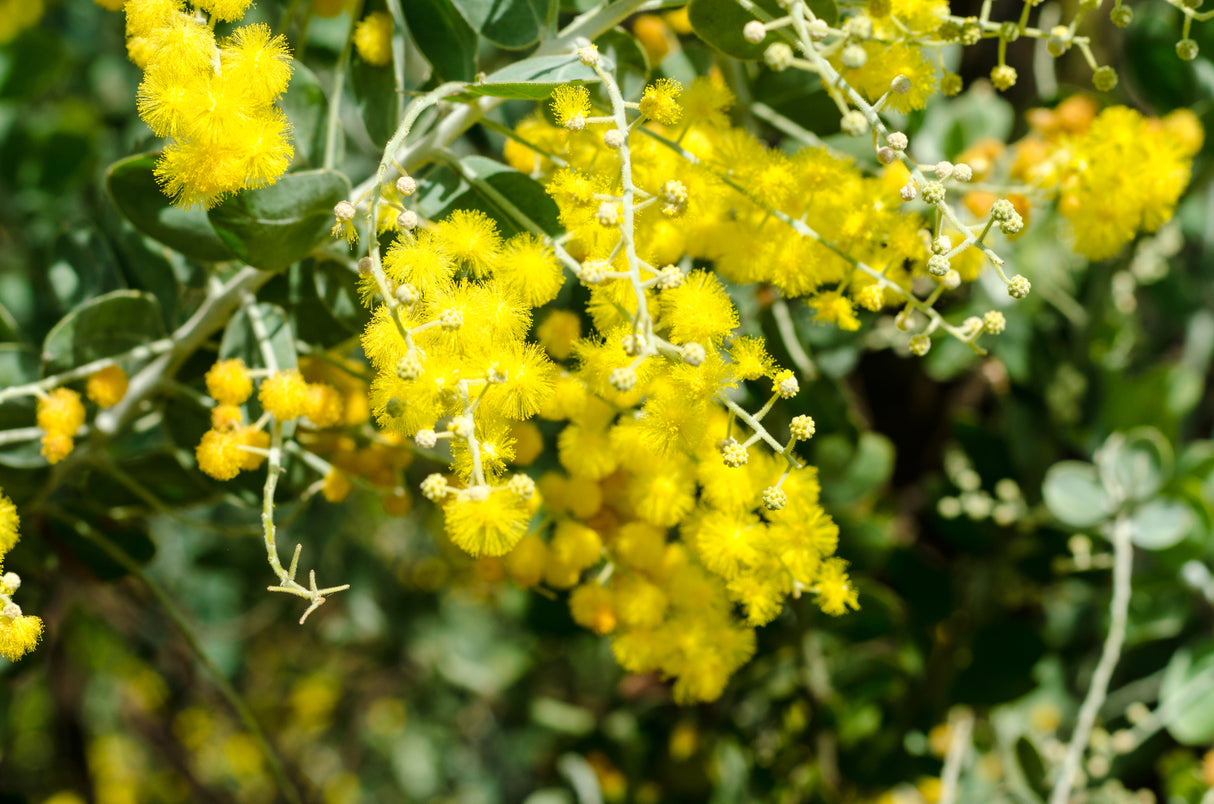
[
  {"x1": 688, "y1": 0, "x2": 808, "y2": 60},
  {"x1": 0, "y1": 345, "x2": 43, "y2": 471},
  {"x1": 0, "y1": 302, "x2": 19, "y2": 342},
  {"x1": 464, "y1": 54, "x2": 597, "y2": 100},
  {"x1": 350, "y1": 54, "x2": 398, "y2": 147},
  {"x1": 419, "y1": 156, "x2": 562, "y2": 237},
  {"x1": 1042, "y1": 461, "x2": 1114, "y2": 529},
  {"x1": 106, "y1": 153, "x2": 236, "y2": 263},
  {"x1": 821, "y1": 432, "x2": 895, "y2": 505},
  {"x1": 41, "y1": 290, "x2": 167, "y2": 375},
  {"x1": 48, "y1": 516, "x2": 156, "y2": 583},
  {"x1": 207, "y1": 170, "x2": 351, "y2": 272},
  {"x1": 402, "y1": 0, "x2": 477, "y2": 81},
  {"x1": 313, "y1": 259, "x2": 372, "y2": 339},
  {"x1": 1098, "y1": 428, "x2": 1172, "y2": 503},
  {"x1": 914, "y1": 82, "x2": 1015, "y2": 163},
  {"x1": 1161, "y1": 643, "x2": 1214, "y2": 745},
  {"x1": 280, "y1": 62, "x2": 328, "y2": 168},
  {"x1": 219, "y1": 302, "x2": 298, "y2": 373},
  {"x1": 1130, "y1": 498, "x2": 1193, "y2": 551},
  {"x1": 597, "y1": 27, "x2": 649, "y2": 99},
  {"x1": 47, "y1": 227, "x2": 126, "y2": 315},
  {"x1": 452, "y1": 0, "x2": 554, "y2": 49}
]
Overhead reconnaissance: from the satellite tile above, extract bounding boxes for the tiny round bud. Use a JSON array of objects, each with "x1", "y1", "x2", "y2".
[
  {"x1": 357, "y1": 256, "x2": 374, "y2": 275},
  {"x1": 843, "y1": 14, "x2": 873, "y2": 39},
  {"x1": 841, "y1": 44, "x2": 868, "y2": 69},
  {"x1": 577, "y1": 44, "x2": 600, "y2": 66},
  {"x1": 990, "y1": 64, "x2": 1017, "y2": 91},
  {"x1": 1110, "y1": 730, "x2": 1135, "y2": 755},
  {"x1": 449, "y1": 414, "x2": 475, "y2": 439},
  {"x1": 952, "y1": 163, "x2": 973, "y2": 182},
  {"x1": 397, "y1": 210, "x2": 419, "y2": 230},
  {"x1": 941, "y1": 270, "x2": 962, "y2": 290},
  {"x1": 927, "y1": 255, "x2": 950, "y2": 276},
  {"x1": 415, "y1": 428, "x2": 438, "y2": 449},
  {"x1": 578, "y1": 260, "x2": 608, "y2": 285},
  {"x1": 891, "y1": 74, "x2": 911, "y2": 95},
  {"x1": 743, "y1": 20, "x2": 767, "y2": 43},
  {"x1": 894, "y1": 309, "x2": 915, "y2": 331},
  {"x1": 1177, "y1": 38, "x2": 1199, "y2": 60},
  {"x1": 841, "y1": 110, "x2": 868, "y2": 137},
  {"x1": 440, "y1": 308, "x2": 464, "y2": 330},
  {"x1": 566, "y1": 114, "x2": 585, "y2": 131},
  {"x1": 858, "y1": 284, "x2": 885, "y2": 311},
  {"x1": 762, "y1": 486, "x2": 787, "y2": 511},
  {"x1": 333, "y1": 200, "x2": 356, "y2": 221},
  {"x1": 1092, "y1": 66, "x2": 1118, "y2": 92},
  {"x1": 999, "y1": 212, "x2": 1024, "y2": 235},
  {"x1": 596, "y1": 202, "x2": 619, "y2": 226},
  {"x1": 765, "y1": 42, "x2": 795, "y2": 71},
  {"x1": 2, "y1": 572, "x2": 20, "y2": 592},
  {"x1": 941, "y1": 72, "x2": 963, "y2": 96},
  {"x1": 1047, "y1": 25, "x2": 1071, "y2": 56},
  {"x1": 789, "y1": 415, "x2": 815, "y2": 441},
  {"x1": 396, "y1": 284, "x2": 419, "y2": 307},
  {"x1": 877, "y1": 146, "x2": 896, "y2": 164},
  {"x1": 887, "y1": 131, "x2": 908, "y2": 151},
  {"x1": 721, "y1": 440, "x2": 749, "y2": 467},
  {"x1": 983, "y1": 311, "x2": 1006, "y2": 334},
  {"x1": 661, "y1": 180, "x2": 688, "y2": 206},
  {"x1": 933, "y1": 160, "x2": 954, "y2": 180},
  {"x1": 922, "y1": 181, "x2": 946, "y2": 205},
  {"x1": 396, "y1": 352, "x2": 424, "y2": 380},
  {"x1": 960, "y1": 21, "x2": 982, "y2": 45},
  {"x1": 1110, "y1": 5, "x2": 1132, "y2": 26},
  {"x1": 396, "y1": 175, "x2": 417, "y2": 196},
  {"x1": 609, "y1": 366, "x2": 637, "y2": 392},
  {"x1": 773, "y1": 370, "x2": 799, "y2": 398},
  {"x1": 657, "y1": 265, "x2": 684, "y2": 289},
  {"x1": 806, "y1": 18, "x2": 830, "y2": 41},
  {"x1": 2, "y1": 601, "x2": 21, "y2": 619},
  {"x1": 1000, "y1": 21, "x2": 1020, "y2": 42},
  {"x1": 420, "y1": 473, "x2": 449, "y2": 502},
  {"x1": 604, "y1": 129, "x2": 624, "y2": 149},
  {"x1": 682, "y1": 341, "x2": 706, "y2": 366},
  {"x1": 900, "y1": 182, "x2": 918, "y2": 202},
  {"x1": 621, "y1": 332, "x2": 647, "y2": 356},
  {"x1": 908, "y1": 333, "x2": 931, "y2": 356},
  {"x1": 507, "y1": 473, "x2": 536, "y2": 499},
  {"x1": 990, "y1": 198, "x2": 1016, "y2": 222},
  {"x1": 487, "y1": 364, "x2": 509, "y2": 384},
  {"x1": 1007, "y1": 274, "x2": 1032, "y2": 300},
  {"x1": 931, "y1": 235, "x2": 952, "y2": 255}
]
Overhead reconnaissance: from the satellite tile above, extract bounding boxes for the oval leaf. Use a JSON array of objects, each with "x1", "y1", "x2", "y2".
[
  {"x1": 207, "y1": 170, "x2": 351, "y2": 272},
  {"x1": 465, "y1": 54, "x2": 597, "y2": 99},
  {"x1": 403, "y1": 0, "x2": 477, "y2": 81},
  {"x1": 420, "y1": 156, "x2": 561, "y2": 237},
  {"x1": 281, "y1": 62, "x2": 329, "y2": 168},
  {"x1": 1130, "y1": 498, "x2": 1194, "y2": 551},
  {"x1": 452, "y1": 0, "x2": 554, "y2": 49},
  {"x1": 1042, "y1": 461, "x2": 1114, "y2": 529},
  {"x1": 1161, "y1": 644, "x2": 1214, "y2": 745},
  {"x1": 41, "y1": 290, "x2": 166, "y2": 375},
  {"x1": 106, "y1": 153, "x2": 236, "y2": 263}
]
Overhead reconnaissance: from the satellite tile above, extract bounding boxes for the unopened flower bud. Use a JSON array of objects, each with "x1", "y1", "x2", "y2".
[
  {"x1": 682, "y1": 342, "x2": 706, "y2": 366},
  {"x1": 843, "y1": 14, "x2": 873, "y2": 39},
  {"x1": 1110, "y1": 5, "x2": 1132, "y2": 26},
  {"x1": 942, "y1": 270, "x2": 961, "y2": 290},
  {"x1": 1047, "y1": 25, "x2": 1071, "y2": 56},
  {"x1": 1177, "y1": 38, "x2": 1199, "y2": 61},
  {"x1": 1007, "y1": 274, "x2": 1031, "y2": 299},
  {"x1": 1092, "y1": 66, "x2": 1118, "y2": 92},
  {"x1": 396, "y1": 175, "x2": 417, "y2": 196},
  {"x1": 577, "y1": 44, "x2": 600, "y2": 66},
  {"x1": 841, "y1": 110, "x2": 868, "y2": 136},
  {"x1": 807, "y1": 19, "x2": 830, "y2": 40},
  {"x1": 933, "y1": 161, "x2": 954, "y2": 180},
  {"x1": 397, "y1": 210, "x2": 419, "y2": 230},
  {"x1": 922, "y1": 181, "x2": 946, "y2": 205},
  {"x1": 566, "y1": 114, "x2": 585, "y2": 131},
  {"x1": 2, "y1": 572, "x2": 19, "y2": 592},
  {"x1": 999, "y1": 212, "x2": 1024, "y2": 235},
  {"x1": 990, "y1": 198, "x2": 1016, "y2": 222},
  {"x1": 762, "y1": 486, "x2": 787, "y2": 510},
  {"x1": 440, "y1": 308, "x2": 464, "y2": 330},
  {"x1": 908, "y1": 333, "x2": 931, "y2": 356},
  {"x1": 900, "y1": 183, "x2": 918, "y2": 202},
  {"x1": 789, "y1": 415, "x2": 815, "y2": 440},
  {"x1": 887, "y1": 131, "x2": 908, "y2": 151},
  {"x1": 841, "y1": 44, "x2": 868, "y2": 69},
  {"x1": 765, "y1": 42, "x2": 795, "y2": 71},
  {"x1": 983, "y1": 310, "x2": 1006, "y2": 334},
  {"x1": 2, "y1": 602, "x2": 20, "y2": 619},
  {"x1": 396, "y1": 352, "x2": 423, "y2": 380},
  {"x1": 941, "y1": 72, "x2": 963, "y2": 96},
  {"x1": 952, "y1": 162, "x2": 973, "y2": 182},
  {"x1": 927, "y1": 255, "x2": 950, "y2": 276},
  {"x1": 415, "y1": 428, "x2": 438, "y2": 449},
  {"x1": 334, "y1": 200, "x2": 356, "y2": 221},
  {"x1": 657, "y1": 265, "x2": 684, "y2": 289},
  {"x1": 990, "y1": 64, "x2": 1017, "y2": 91},
  {"x1": 604, "y1": 129, "x2": 624, "y2": 149},
  {"x1": 609, "y1": 367, "x2": 637, "y2": 392},
  {"x1": 449, "y1": 415, "x2": 475, "y2": 439},
  {"x1": 395, "y1": 283, "x2": 419, "y2": 306},
  {"x1": 357, "y1": 256, "x2": 374, "y2": 275},
  {"x1": 507, "y1": 473, "x2": 536, "y2": 499},
  {"x1": 420, "y1": 473, "x2": 449, "y2": 501},
  {"x1": 721, "y1": 440, "x2": 749, "y2": 467},
  {"x1": 891, "y1": 74, "x2": 911, "y2": 95},
  {"x1": 877, "y1": 146, "x2": 896, "y2": 164},
  {"x1": 579, "y1": 260, "x2": 608, "y2": 285},
  {"x1": 596, "y1": 202, "x2": 619, "y2": 226},
  {"x1": 743, "y1": 20, "x2": 766, "y2": 43},
  {"x1": 773, "y1": 370, "x2": 799, "y2": 398},
  {"x1": 932, "y1": 235, "x2": 952, "y2": 255}
]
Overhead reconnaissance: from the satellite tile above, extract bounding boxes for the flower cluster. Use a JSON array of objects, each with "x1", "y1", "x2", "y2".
[
  {"x1": 195, "y1": 359, "x2": 345, "y2": 483},
  {"x1": 124, "y1": 0, "x2": 294, "y2": 208},
  {"x1": 29, "y1": 365, "x2": 131, "y2": 465},
  {"x1": 0, "y1": 489, "x2": 42, "y2": 662}
]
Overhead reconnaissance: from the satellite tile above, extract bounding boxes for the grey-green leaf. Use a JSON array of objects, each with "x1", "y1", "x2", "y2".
[
  {"x1": 1130, "y1": 498, "x2": 1193, "y2": 550},
  {"x1": 452, "y1": 0, "x2": 554, "y2": 49},
  {"x1": 403, "y1": 0, "x2": 477, "y2": 81},
  {"x1": 465, "y1": 55, "x2": 597, "y2": 100},
  {"x1": 1161, "y1": 644, "x2": 1214, "y2": 745},
  {"x1": 106, "y1": 153, "x2": 236, "y2": 263},
  {"x1": 41, "y1": 290, "x2": 167, "y2": 375},
  {"x1": 1042, "y1": 461, "x2": 1115, "y2": 529},
  {"x1": 207, "y1": 170, "x2": 351, "y2": 272}
]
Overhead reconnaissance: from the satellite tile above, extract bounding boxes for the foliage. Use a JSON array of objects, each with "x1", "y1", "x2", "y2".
[{"x1": 1, "y1": 0, "x2": 1213, "y2": 802}]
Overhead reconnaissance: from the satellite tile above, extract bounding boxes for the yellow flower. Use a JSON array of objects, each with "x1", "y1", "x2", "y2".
[
  {"x1": 354, "y1": 11, "x2": 394, "y2": 66},
  {"x1": 86, "y1": 365, "x2": 129, "y2": 409},
  {"x1": 197, "y1": 0, "x2": 252, "y2": 22},
  {"x1": 443, "y1": 486, "x2": 530, "y2": 557},
  {"x1": 37, "y1": 388, "x2": 86, "y2": 436},
  {"x1": 658, "y1": 270, "x2": 738, "y2": 345},
  {"x1": 639, "y1": 78, "x2": 683, "y2": 125},
  {"x1": 259, "y1": 370, "x2": 310, "y2": 421},
  {"x1": 570, "y1": 583, "x2": 617, "y2": 634},
  {"x1": 206, "y1": 359, "x2": 254, "y2": 405},
  {"x1": 433, "y1": 209, "x2": 504, "y2": 278},
  {"x1": 0, "y1": 613, "x2": 43, "y2": 662},
  {"x1": 0, "y1": 490, "x2": 19, "y2": 557},
  {"x1": 495, "y1": 233, "x2": 565, "y2": 307},
  {"x1": 196, "y1": 429, "x2": 245, "y2": 481},
  {"x1": 549, "y1": 84, "x2": 591, "y2": 129}
]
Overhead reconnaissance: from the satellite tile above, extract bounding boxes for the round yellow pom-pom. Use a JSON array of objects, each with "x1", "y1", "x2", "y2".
[
  {"x1": 206, "y1": 359, "x2": 254, "y2": 405},
  {"x1": 196, "y1": 429, "x2": 244, "y2": 481},
  {"x1": 354, "y1": 11, "x2": 393, "y2": 67},
  {"x1": 210, "y1": 404, "x2": 244, "y2": 431},
  {"x1": 86, "y1": 365, "x2": 129, "y2": 409},
  {"x1": 238, "y1": 427, "x2": 270, "y2": 472},
  {"x1": 40, "y1": 432, "x2": 75, "y2": 465},
  {"x1": 443, "y1": 486, "x2": 530, "y2": 557},
  {"x1": 0, "y1": 614, "x2": 43, "y2": 662},
  {"x1": 305, "y1": 383, "x2": 344, "y2": 428},
  {"x1": 0, "y1": 490, "x2": 19, "y2": 556},
  {"x1": 570, "y1": 583, "x2": 617, "y2": 635},
  {"x1": 258, "y1": 370, "x2": 310, "y2": 421},
  {"x1": 197, "y1": 0, "x2": 252, "y2": 22},
  {"x1": 37, "y1": 387, "x2": 85, "y2": 436},
  {"x1": 322, "y1": 470, "x2": 351, "y2": 503},
  {"x1": 550, "y1": 520, "x2": 603, "y2": 572},
  {"x1": 506, "y1": 534, "x2": 548, "y2": 587}
]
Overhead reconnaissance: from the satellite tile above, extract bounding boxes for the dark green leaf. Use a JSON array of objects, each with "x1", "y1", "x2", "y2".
[
  {"x1": 452, "y1": 0, "x2": 554, "y2": 49},
  {"x1": 281, "y1": 62, "x2": 329, "y2": 168},
  {"x1": 351, "y1": 54, "x2": 399, "y2": 147},
  {"x1": 464, "y1": 55, "x2": 597, "y2": 100},
  {"x1": 0, "y1": 301, "x2": 21, "y2": 342},
  {"x1": 41, "y1": 290, "x2": 166, "y2": 375},
  {"x1": 220, "y1": 302, "x2": 299, "y2": 373},
  {"x1": 106, "y1": 153, "x2": 236, "y2": 263},
  {"x1": 207, "y1": 170, "x2": 351, "y2": 272},
  {"x1": 420, "y1": 156, "x2": 561, "y2": 237},
  {"x1": 402, "y1": 0, "x2": 477, "y2": 81},
  {"x1": 48, "y1": 516, "x2": 156, "y2": 583},
  {"x1": 688, "y1": 0, "x2": 789, "y2": 60},
  {"x1": 597, "y1": 28, "x2": 649, "y2": 99}
]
